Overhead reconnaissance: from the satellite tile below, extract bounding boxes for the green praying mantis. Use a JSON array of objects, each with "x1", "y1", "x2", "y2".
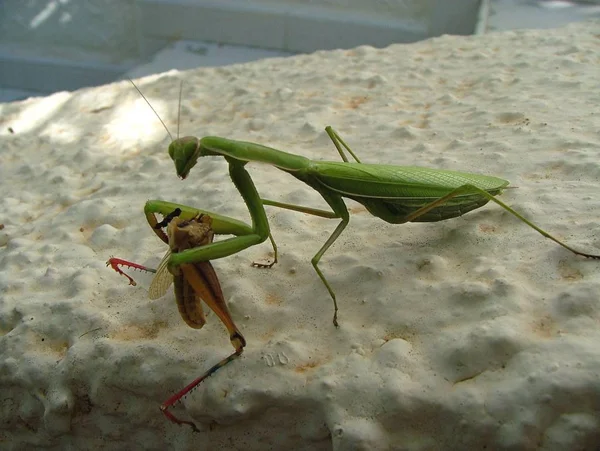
[
  {"x1": 127, "y1": 80, "x2": 600, "y2": 328},
  {"x1": 108, "y1": 81, "x2": 600, "y2": 430}
]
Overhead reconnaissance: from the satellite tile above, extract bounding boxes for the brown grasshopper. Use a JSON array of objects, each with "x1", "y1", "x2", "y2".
[{"x1": 108, "y1": 209, "x2": 245, "y2": 431}]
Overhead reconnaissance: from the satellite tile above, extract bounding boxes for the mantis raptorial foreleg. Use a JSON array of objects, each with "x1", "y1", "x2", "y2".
[{"x1": 144, "y1": 199, "x2": 279, "y2": 267}]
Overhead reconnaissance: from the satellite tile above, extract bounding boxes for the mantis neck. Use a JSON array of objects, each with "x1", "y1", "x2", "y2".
[{"x1": 200, "y1": 136, "x2": 311, "y2": 172}]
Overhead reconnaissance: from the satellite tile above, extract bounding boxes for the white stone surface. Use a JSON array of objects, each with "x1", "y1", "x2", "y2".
[{"x1": 1, "y1": 20, "x2": 600, "y2": 450}]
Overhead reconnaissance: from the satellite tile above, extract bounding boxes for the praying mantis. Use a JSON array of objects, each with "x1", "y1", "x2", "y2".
[
  {"x1": 129, "y1": 82, "x2": 600, "y2": 328},
  {"x1": 108, "y1": 81, "x2": 600, "y2": 430},
  {"x1": 108, "y1": 209, "x2": 245, "y2": 431}
]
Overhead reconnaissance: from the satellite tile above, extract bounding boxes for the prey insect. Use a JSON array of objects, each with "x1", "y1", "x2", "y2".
[
  {"x1": 108, "y1": 209, "x2": 245, "y2": 431},
  {"x1": 132, "y1": 81, "x2": 600, "y2": 327}
]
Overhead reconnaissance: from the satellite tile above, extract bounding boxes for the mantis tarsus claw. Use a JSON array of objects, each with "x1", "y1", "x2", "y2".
[{"x1": 251, "y1": 259, "x2": 276, "y2": 269}]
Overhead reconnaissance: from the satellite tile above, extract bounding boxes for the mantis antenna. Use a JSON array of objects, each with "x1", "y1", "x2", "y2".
[
  {"x1": 128, "y1": 78, "x2": 174, "y2": 142},
  {"x1": 177, "y1": 80, "x2": 183, "y2": 140}
]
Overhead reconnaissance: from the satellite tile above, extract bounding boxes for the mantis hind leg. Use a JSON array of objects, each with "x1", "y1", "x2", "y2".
[
  {"x1": 260, "y1": 189, "x2": 351, "y2": 326},
  {"x1": 325, "y1": 126, "x2": 362, "y2": 163},
  {"x1": 311, "y1": 215, "x2": 349, "y2": 327},
  {"x1": 308, "y1": 189, "x2": 351, "y2": 327},
  {"x1": 400, "y1": 184, "x2": 600, "y2": 259}
]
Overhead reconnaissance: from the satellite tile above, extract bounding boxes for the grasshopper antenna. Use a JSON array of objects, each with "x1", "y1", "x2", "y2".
[
  {"x1": 177, "y1": 80, "x2": 183, "y2": 140},
  {"x1": 128, "y1": 78, "x2": 173, "y2": 142}
]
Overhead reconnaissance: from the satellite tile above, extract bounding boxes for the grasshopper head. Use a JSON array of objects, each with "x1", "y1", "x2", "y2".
[
  {"x1": 166, "y1": 213, "x2": 214, "y2": 253},
  {"x1": 168, "y1": 136, "x2": 201, "y2": 179}
]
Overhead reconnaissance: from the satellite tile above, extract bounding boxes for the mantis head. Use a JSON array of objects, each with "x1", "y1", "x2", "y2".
[
  {"x1": 168, "y1": 137, "x2": 202, "y2": 179},
  {"x1": 127, "y1": 79, "x2": 200, "y2": 180}
]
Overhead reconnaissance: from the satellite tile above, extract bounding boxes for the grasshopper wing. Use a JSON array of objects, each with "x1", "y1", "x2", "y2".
[{"x1": 148, "y1": 250, "x2": 174, "y2": 299}]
